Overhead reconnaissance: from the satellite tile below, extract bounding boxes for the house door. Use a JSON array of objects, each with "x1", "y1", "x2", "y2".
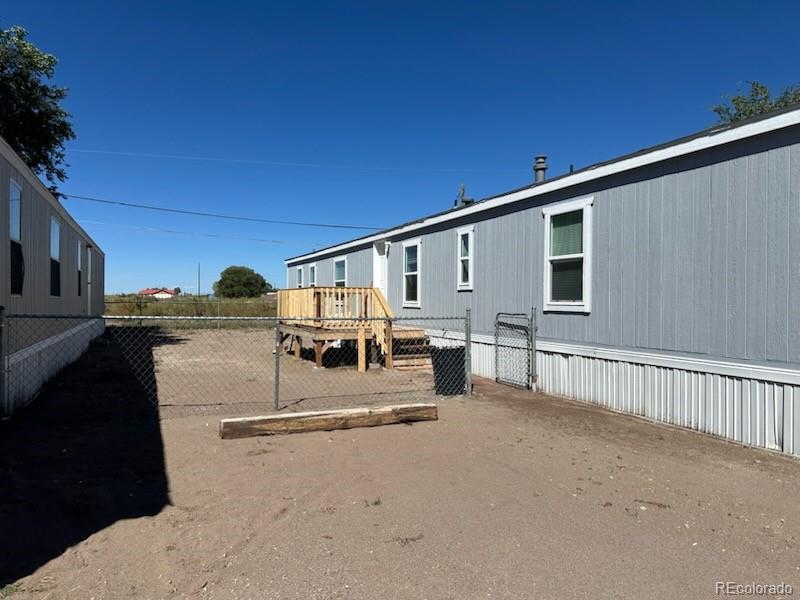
[{"x1": 373, "y1": 241, "x2": 388, "y2": 297}]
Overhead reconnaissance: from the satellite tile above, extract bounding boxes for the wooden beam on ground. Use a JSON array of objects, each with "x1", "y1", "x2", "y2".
[
  {"x1": 220, "y1": 403, "x2": 438, "y2": 439},
  {"x1": 357, "y1": 327, "x2": 366, "y2": 373}
]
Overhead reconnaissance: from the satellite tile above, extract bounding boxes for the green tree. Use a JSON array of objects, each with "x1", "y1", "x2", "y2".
[
  {"x1": 213, "y1": 266, "x2": 271, "y2": 298},
  {"x1": 714, "y1": 81, "x2": 800, "y2": 124},
  {"x1": 0, "y1": 26, "x2": 75, "y2": 192}
]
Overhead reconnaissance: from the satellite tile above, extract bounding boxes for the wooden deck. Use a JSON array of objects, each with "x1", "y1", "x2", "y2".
[{"x1": 276, "y1": 287, "x2": 429, "y2": 373}]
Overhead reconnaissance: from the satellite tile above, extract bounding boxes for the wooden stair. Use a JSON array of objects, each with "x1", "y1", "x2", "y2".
[{"x1": 391, "y1": 336, "x2": 432, "y2": 372}]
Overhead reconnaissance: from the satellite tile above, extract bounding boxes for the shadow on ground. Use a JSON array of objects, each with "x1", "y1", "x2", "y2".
[{"x1": 0, "y1": 331, "x2": 172, "y2": 586}]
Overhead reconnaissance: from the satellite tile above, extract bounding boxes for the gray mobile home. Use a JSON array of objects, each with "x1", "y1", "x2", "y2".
[
  {"x1": 1, "y1": 135, "x2": 105, "y2": 416},
  {"x1": 285, "y1": 106, "x2": 800, "y2": 457}
]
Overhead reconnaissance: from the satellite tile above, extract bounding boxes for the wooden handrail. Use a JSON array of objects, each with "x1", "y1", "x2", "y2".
[{"x1": 369, "y1": 288, "x2": 394, "y2": 354}]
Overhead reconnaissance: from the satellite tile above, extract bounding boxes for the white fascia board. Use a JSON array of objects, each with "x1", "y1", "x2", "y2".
[{"x1": 285, "y1": 108, "x2": 800, "y2": 265}]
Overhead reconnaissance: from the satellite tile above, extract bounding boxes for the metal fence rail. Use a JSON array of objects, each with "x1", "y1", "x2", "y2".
[{"x1": 1, "y1": 310, "x2": 472, "y2": 419}]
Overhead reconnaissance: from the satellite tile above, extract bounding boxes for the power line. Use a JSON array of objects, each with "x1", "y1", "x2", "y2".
[
  {"x1": 63, "y1": 194, "x2": 382, "y2": 230},
  {"x1": 69, "y1": 148, "x2": 527, "y2": 174},
  {"x1": 79, "y1": 219, "x2": 298, "y2": 244}
]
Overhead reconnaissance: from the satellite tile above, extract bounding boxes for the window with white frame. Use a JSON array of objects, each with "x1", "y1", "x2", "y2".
[
  {"x1": 402, "y1": 239, "x2": 421, "y2": 307},
  {"x1": 296, "y1": 266, "x2": 303, "y2": 287},
  {"x1": 50, "y1": 216, "x2": 61, "y2": 297},
  {"x1": 456, "y1": 225, "x2": 474, "y2": 290},
  {"x1": 309, "y1": 263, "x2": 316, "y2": 287},
  {"x1": 9, "y1": 180, "x2": 23, "y2": 295},
  {"x1": 334, "y1": 258, "x2": 347, "y2": 287},
  {"x1": 77, "y1": 240, "x2": 82, "y2": 297},
  {"x1": 542, "y1": 197, "x2": 593, "y2": 313}
]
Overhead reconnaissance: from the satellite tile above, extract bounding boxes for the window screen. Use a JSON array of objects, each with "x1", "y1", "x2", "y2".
[
  {"x1": 334, "y1": 259, "x2": 346, "y2": 287},
  {"x1": 9, "y1": 181, "x2": 23, "y2": 294},
  {"x1": 403, "y1": 243, "x2": 419, "y2": 304},
  {"x1": 549, "y1": 209, "x2": 583, "y2": 302},
  {"x1": 50, "y1": 217, "x2": 61, "y2": 296}
]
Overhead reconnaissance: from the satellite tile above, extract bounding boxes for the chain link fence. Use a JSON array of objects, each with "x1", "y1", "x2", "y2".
[
  {"x1": 1, "y1": 311, "x2": 471, "y2": 420},
  {"x1": 495, "y1": 311, "x2": 536, "y2": 389}
]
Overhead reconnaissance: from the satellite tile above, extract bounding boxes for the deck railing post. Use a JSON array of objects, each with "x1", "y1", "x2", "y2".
[
  {"x1": 273, "y1": 320, "x2": 281, "y2": 411},
  {"x1": 0, "y1": 306, "x2": 8, "y2": 418},
  {"x1": 465, "y1": 307, "x2": 472, "y2": 396}
]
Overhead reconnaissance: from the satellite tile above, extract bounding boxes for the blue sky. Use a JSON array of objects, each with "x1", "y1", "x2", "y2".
[{"x1": 4, "y1": 1, "x2": 800, "y2": 293}]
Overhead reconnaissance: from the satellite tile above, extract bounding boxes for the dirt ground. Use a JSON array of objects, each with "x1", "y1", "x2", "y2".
[
  {"x1": 102, "y1": 327, "x2": 444, "y2": 419},
  {"x1": 2, "y1": 335, "x2": 800, "y2": 599}
]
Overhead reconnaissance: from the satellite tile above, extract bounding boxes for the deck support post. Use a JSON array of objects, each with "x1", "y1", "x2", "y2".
[
  {"x1": 315, "y1": 340, "x2": 324, "y2": 368},
  {"x1": 293, "y1": 336, "x2": 302, "y2": 359},
  {"x1": 357, "y1": 327, "x2": 366, "y2": 373},
  {"x1": 385, "y1": 320, "x2": 393, "y2": 369}
]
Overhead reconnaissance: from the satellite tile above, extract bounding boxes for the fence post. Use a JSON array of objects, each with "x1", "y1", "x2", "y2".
[
  {"x1": 0, "y1": 306, "x2": 7, "y2": 418},
  {"x1": 530, "y1": 306, "x2": 538, "y2": 389},
  {"x1": 273, "y1": 320, "x2": 281, "y2": 411},
  {"x1": 465, "y1": 307, "x2": 472, "y2": 396}
]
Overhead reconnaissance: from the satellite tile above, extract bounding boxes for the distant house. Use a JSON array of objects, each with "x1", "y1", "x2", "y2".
[
  {"x1": 1, "y1": 135, "x2": 105, "y2": 417},
  {"x1": 138, "y1": 288, "x2": 178, "y2": 300}
]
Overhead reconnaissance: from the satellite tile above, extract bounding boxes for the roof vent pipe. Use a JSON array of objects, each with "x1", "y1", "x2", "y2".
[{"x1": 533, "y1": 155, "x2": 548, "y2": 183}]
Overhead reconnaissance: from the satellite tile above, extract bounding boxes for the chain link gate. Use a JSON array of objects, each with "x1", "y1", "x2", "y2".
[{"x1": 494, "y1": 311, "x2": 536, "y2": 389}]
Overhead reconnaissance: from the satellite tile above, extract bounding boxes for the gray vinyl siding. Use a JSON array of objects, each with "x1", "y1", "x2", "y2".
[
  {"x1": 0, "y1": 140, "x2": 105, "y2": 317},
  {"x1": 287, "y1": 125, "x2": 800, "y2": 368},
  {"x1": 287, "y1": 247, "x2": 372, "y2": 288}
]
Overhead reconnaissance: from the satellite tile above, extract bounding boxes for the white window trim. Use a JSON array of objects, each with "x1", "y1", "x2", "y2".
[
  {"x1": 296, "y1": 265, "x2": 303, "y2": 288},
  {"x1": 333, "y1": 256, "x2": 348, "y2": 287},
  {"x1": 456, "y1": 225, "x2": 474, "y2": 291},
  {"x1": 542, "y1": 196, "x2": 593, "y2": 314},
  {"x1": 308, "y1": 262, "x2": 317, "y2": 287},
  {"x1": 402, "y1": 238, "x2": 421, "y2": 308}
]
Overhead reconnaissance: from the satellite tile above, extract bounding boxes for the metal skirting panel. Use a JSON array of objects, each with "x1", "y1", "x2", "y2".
[
  {"x1": 537, "y1": 350, "x2": 800, "y2": 457},
  {"x1": 5, "y1": 319, "x2": 105, "y2": 416}
]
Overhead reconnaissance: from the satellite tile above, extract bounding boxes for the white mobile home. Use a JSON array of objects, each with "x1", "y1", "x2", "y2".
[
  {"x1": 284, "y1": 106, "x2": 800, "y2": 457},
  {"x1": 1, "y1": 135, "x2": 105, "y2": 416}
]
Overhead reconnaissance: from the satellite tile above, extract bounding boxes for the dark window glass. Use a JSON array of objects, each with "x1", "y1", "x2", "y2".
[
  {"x1": 404, "y1": 274, "x2": 418, "y2": 302},
  {"x1": 550, "y1": 258, "x2": 583, "y2": 301},
  {"x1": 50, "y1": 258, "x2": 61, "y2": 296},
  {"x1": 10, "y1": 240, "x2": 24, "y2": 295}
]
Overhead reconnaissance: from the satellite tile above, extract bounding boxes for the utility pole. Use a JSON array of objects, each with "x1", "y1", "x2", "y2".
[{"x1": 197, "y1": 262, "x2": 201, "y2": 298}]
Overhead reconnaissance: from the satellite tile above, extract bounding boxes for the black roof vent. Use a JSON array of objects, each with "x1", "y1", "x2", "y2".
[{"x1": 454, "y1": 183, "x2": 475, "y2": 208}]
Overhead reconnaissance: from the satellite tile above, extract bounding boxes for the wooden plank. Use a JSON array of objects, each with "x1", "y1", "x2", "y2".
[
  {"x1": 219, "y1": 403, "x2": 438, "y2": 439},
  {"x1": 279, "y1": 323, "x2": 363, "y2": 341},
  {"x1": 315, "y1": 340, "x2": 324, "y2": 368},
  {"x1": 294, "y1": 336, "x2": 302, "y2": 359},
  {"x1": 357, "y1": 327, "x2": 366, "y2": 373},
  {"x1": 385, "y1": 320, "x2": 393, "y2": 369}
]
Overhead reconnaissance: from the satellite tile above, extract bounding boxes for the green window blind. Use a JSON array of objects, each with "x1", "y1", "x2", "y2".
[
  {"x1": 551, "y1": 258, "x2": 583, "y2": 301},
  {"x1": 550, "y1": 210, "x2": 583, "y2": 256}
]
